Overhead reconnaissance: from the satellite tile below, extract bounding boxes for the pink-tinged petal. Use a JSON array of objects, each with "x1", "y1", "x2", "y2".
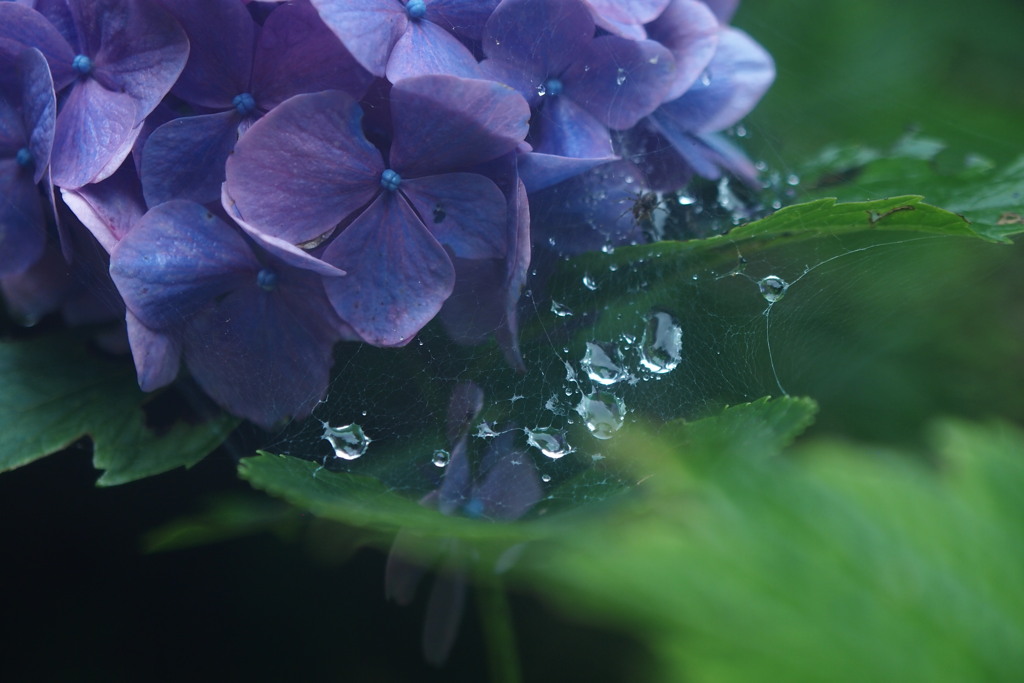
[
  {"x1": 225, "y1": 90, "x2": 383, "y2": 244},
  {"x1": 50, "y1": 79, "x2": 138, "y2": 188},
  {"x1": 0, "y1": 3, "x2": 76, "y2": 88},
  {"x1": 387, "y1": 18, "x2": 481, "y2": 81},
  {"x1": 309, "y1": 0, "x2": 408, "y2": 77},
  {"x1": 141, "y1": 111, "x2": 240, "y2": 207},
  {"x1": 425, "y1": 0, "x2": 499, "y2": 40},
  {"x1": 0, "y1": 159, "x2": 46, "y2": 277},
  {"x1": 483, "y1": 0, "x2": 594, "y2": 76},
  {"x1": 322, "y1": 194, "x2": 454, "y2": 347},
  {"x1": 533, "y1": 95, "x2": 613, "y2": 158},
  {"x1": 401, "y1": 173, "x2": 506, "y2": 259},
  {"x1": 125, "y1": 309, "x2": 181, "y2": 391},
  {"x1": 61, "y1": 161, "x2": 146, "y2": 251},
  {"x1": 253, "y1": 0, "x2": 373, "y2": 108},
  {"x1": 160, "y1": 0, "x2": 255, "y2": 108},
  {"x1": 389, "y1": 75, "x2": 529, "y2": 176},
  {"x1": 565, "y1": 35, "x2": 674, "y2": 129},
  {"x1": 517, "y1": 151, "x2": 617, "y2": 192},
  {"x1": 87, "y1": 0, "x2": 190, "y2": 122},
  {"x1": 648, "y1": 0, "x2": 719, "y2": 100},
  {"x1": 583, "y1": 0, "x2": 670, "y2": 39}
]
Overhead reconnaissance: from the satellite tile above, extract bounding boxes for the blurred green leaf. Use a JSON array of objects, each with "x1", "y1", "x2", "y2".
[{"x1": 0, "y1": 334, "x2": 236, "y2": 485}]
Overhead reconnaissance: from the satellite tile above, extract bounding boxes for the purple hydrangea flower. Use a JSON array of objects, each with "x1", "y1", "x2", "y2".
[
  {"x1": 0, "y1": 0, "x2": 189, "y2": 188},
  {"x1": 109, "y1": 200, "x2": 349, "y2": 428},
  {"x1": 140, "y1": 0, "x2": 371, "y2": 206},
  {"x1": 224, "y1": 75, "x2": 530, "y2": 347},
  {"x1": 580, "y1": 0, "x2": 670, "y2": 40},
  {"x1": 0, "y1": 39, "x2": 55, "y2": 277},
  {"x1": 309, "y1": 0, "x2": 496, "y2": 80}
]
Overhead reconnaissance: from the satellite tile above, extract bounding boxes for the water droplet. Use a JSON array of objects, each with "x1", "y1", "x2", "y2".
[
  {"x1": 476, "y1": 421, "x2": 499, "y2": 439},
  {"x1": 577, "y1": 392, "x2": 626, "y2": 440},
  {"x1": 581, "y1": 341, "x2": 624, "y2": 386},
  {"x1": 700, "y1": 70, "x2": 711, "y2": 86},
  {"x1": 550, "y1": 299, "x2": 573, "y2": 317},
  {"x1": 535, "y1": 83, "x2": 547, "y2": 97},
  {"x1": 758, "y1": 275, "x2": 789, "y2": 303},
  {"x1": 322, "y1": 423, "x2": 370, "y2": 461},
  {"x1": 676, "y1": 193, "x2": 696, "y2": 206},
  {"x1": 615, "y1": 68, "x2": 627, "y2": 85},
  {"x1": 786, "y1": 174, "x2": 800, "y2": 186},
  {"x1": 525, "y1": 427, "x2": 574, "y2": 459},
  {"x1": 582, "y1": 273, "x2": 598, "y2": 290},
  {"x1": 431, "y1": 449, "x2": 450, "y2": 468},
  {"x1": 734, "y1": 124, "x2": 748, "y2": 137},
  {"x1": 601, "y1": 244, "x2": 616, "y2": 254},
  {"x1": 639, "y1": 312, "x2": 683, "y2": 374},
  {"x1": 648, "y1": 55, "x2": 659, "y2": 65},
  {"x1": 541, "y1": 473, "x2": 552, "y2": 483}
]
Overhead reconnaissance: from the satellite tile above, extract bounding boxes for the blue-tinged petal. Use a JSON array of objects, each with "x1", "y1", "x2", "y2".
[
  {"x1": 517, "y1": 151, "x2": 617, "y2": 192},
  {"x1": 84, "y1": 0, "x2": 190, "y2": 123},
  {"x1": 647, "y1": 0, "x2": 719, "y2": 101},
  {"x1": 160, "y1": 0, "x2": 255, "y2": 109},
  {"x1": 61, "y1": 161, "x2": 145, "y2": 251},
  {"x1": 110, "y1": 200, "x2": 258, "y2": 331},
  {"x1": 0, "y1": 3, "x2": 76, "y2": 88},
  {"x1": 564, "y1": 35, "x2": 674, "y2": 130},
  {"x1": 474, "y1": 430, "x2": 541, "y2": 520},
  {"x1": 0, "y1": 158, "x2": 46, "y2": 277},
  {"x1": 477, "y1": 57, "x2": 545, "y2": 107},
  {"x1": 401, "y1": 173, "x2": 506, "y2": 259},
  {"x1": 424, "y1": 0, "x2": 499, "y2": 40},
  {"x1": 532, "y1": 95, "x2": 613, "y2": 158},
  {"x1": 309, "y1": 0, "x2": 407, "y2": 77},
  {"x1": 141, "y1": 111, "x2": 240, "y2": 207},
  {"x1": 582, "y1": 0, "x2": 669, "y2": 39},
  {"x1": 225, "y1": 90, "x2": 383, "y2": 245},
  {"x1": 0, "y1": 44, "x2": 57, "y2": 184},
  {"x1": 700, "y1": 0, "x2": 738, "y2": 23},
  {"x1": 50, "y1": 79, "x2": 137, "y2": 188},
  {"x1": 252, "y1": 0, "x2": 373, "y2": 108},
  {"x1": 389, "y1": 75, "x2": 529, "y2": 176},
  {"x1": 387, "y1": 17, "x2": 480, "y2": 81},
  {"x1": 483, "y1": 0, "x2": 594, "y2": 77},
  {"x1": 125, "y1": 309, "x2": 181, "y2": 391},
  {"x1": 644, "y1": 111, "x2": 722, "y2": 179},
  {"x1": 656, "y1": 27, "x2": 775, "y2": 134},
  {"x1": 322, "y1": 194, "x2": 454, "y2": 347}
]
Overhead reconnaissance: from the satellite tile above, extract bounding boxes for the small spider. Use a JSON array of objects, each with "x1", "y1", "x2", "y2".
[{"x1": 618, "y1": 189, "x2": 665, "y2": 225}]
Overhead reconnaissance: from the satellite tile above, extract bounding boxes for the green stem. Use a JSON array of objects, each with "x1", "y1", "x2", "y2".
[{"x1": 476, "y1": 574, "x2": 522, "y2": 683}]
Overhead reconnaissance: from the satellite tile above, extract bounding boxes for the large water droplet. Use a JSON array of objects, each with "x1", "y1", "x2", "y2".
[
  {"x1": 581, "y1": 341, "x2": 624, "y2": 386},
  {"x1": 582, "y1": 273, "x2": 598, "y2": 290},
  {"x1": 576, "y1": 392, "x2": 626, "y2": 440},
  {"x1": 639, "y1": 312, "x2": 683, "y2": 374},
  {"x1": 431, "y1": 449, "x2": 450, "y2": 468},
  {"x1": 322, "y1": 423, "x2": 370, "y2": 461},
  {"x1": 550, "y1": 299, "x2": 573, "y2": 317},
  {"x1": 758, "y1": 275, "x2": 789, "y2": 303},
  {"x1": 525, "y1": 427, "x2": 574, "y2": 459},
  {"x1": 615, "y1": 68, "x2": 627, "y2": 85}
]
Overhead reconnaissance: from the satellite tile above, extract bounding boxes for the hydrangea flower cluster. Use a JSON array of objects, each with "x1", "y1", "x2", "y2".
[{"x1": 0, "y1": 0, "x2": 773, "y2": 428}]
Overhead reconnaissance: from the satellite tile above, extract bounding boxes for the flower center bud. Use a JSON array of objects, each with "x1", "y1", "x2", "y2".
[
  {"x1": 256, "y1": 268, "x2": 278, "y2": 291},
  {"x1": 542, "y1": 77, "x2": 563, "y2": 97},
  {"x1": 406, "y1": 0, "x2": 426, "y2": 20},
  {"x1": 72, "y1": 54, "x2": 93, "y2": 76},
  {"x1": 380, "y1": 168, "x2": 402, "y2": 192},
  {"x1": 15, "y1": 147, "x2": 34, "y2": 169},
  {"x1": 232, "y1": 92, "x2": 257, "y2": 116}
]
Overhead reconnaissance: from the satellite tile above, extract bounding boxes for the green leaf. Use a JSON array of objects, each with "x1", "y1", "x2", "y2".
[{"x1": 0, "y1": 334, "x2": 237, "y2": 485}]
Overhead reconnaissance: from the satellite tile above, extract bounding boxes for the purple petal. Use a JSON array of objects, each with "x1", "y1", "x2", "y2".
[
  {"x1": 386, "y1": 17, "x2": 481, "y2": 81},
  {"x1": 401, "y1": 173, "x2": 507, "y2": 259},
  {"x1": 700, "y1": 0, "x2": 739, "y2": 23},
  {"x1": 11, "y1": 45, "x2": 57, "y2": 184},
  {"x1": 309, "y1": 0, "x2": 407, "y2": 77},
  {"x1": 0, "y1": 239, "x2": 71, "y2": 325},
  {"x1": 445, "y1": 381, "x2": 484, "y2": 444},
  {"x1": 647, "y1": 0, "x2": 719, "y2": 100},
  {"x1": 141, "y1": 111, "x2": 240, "y2": 207},
  {"x1": 583, "y1": 0, "x2": 670, "y2": 39},
  {"x1": 389, "y1": 75, "x2": 530, "y2": 176},
  {"x1": 517, "y1": 151, "x2": 617, "y2": 193},
  {"x1": 86, "y1": 0, "x2": 190, "y2": 123},
  {"x1": 437, "y1": 437, "x2": 472, "y2": 514},
  {"x1": 60, "y1": 160, "x2": 146, "y2": 251},
  {"x1": 252, "y1": 0, "x2": 373, "y2": 108},
  {"x1": 125, "y1": 309, "x2": 181, "y2": 391},
  {"x1": 0, "y1": 159, "x2": 46, "y2": 277},
  {"x1": 385, "y1": 528, "x2": 437, "y2": 605},
  {"x1": 422, "y1": 557, "x2": 468, "y2": 666},
  {"x1": 322, "y1": 194, "x2": 454, "y2": 347},
  {"x1": 0, "y1": 3, "x2": 76, "y2": 88},
  {"x1": 477, "y1": 56, "x2": 545, "y2": 107},
  {"x1": 483, "y1": 0, "x2": 594, "y2": 77},
  {"x1": 475, "y1": 431, "x2": 541, "y2": 520},
  {"x1": 532, "y1": 95, "x2": 614, "y2": 158},
  {"x1": 565, "y1": 35, "x2": 674, "y2": 129},
  {"x1": 50, "y1": 79, "x2": 137, "y2": 188},
  {"x1": 225, "y1": 90, "x2": 383, "y2": 245},
  {"x1": 161, "y1": 0, "x2": 255, "y2": 108},
  {"x1": 425, "y1": 0, "x2": 499, "y2": 39}
]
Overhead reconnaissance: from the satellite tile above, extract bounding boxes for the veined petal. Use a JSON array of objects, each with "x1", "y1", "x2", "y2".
[
  {"x1": 389, "y1": 75, "x2": 529, "y2": 176},
  {"x1": 225, "y1": 89, "x2": 383, "y2": 244},
  {"x1": 61, "y1": 161, "x2": 146, "y2": 251},
  {"x1": 648, "y1": 0, "x2": 719, "y2": 101},
  {"x1": 17, "y1": 46, "x2": 57, "y2": 184},
  {"x1": 322, "y1": 194, "x2": 454, "y2": 347},
  {"x1": 0, "y1": 3, "x2": 76, "y2": 88},
  {"x1": 387, "y1": 18, "x2": 481, "y2": 81},
  {"x1": 583, "y1": 0, "x2": 670, "y2": 39},
  {"x1": 141, "y1": 111, "x2": 240, "y2": 207},
  {"x1": 401, "y1": 173, "x2": 507, "y2": 259},
  {"x1": 532, "y1": 95, "x2": 613, "y2": 158},
  {"x1": 50, "y1": 79, "x2": 137, "y2": 188},
  {"x1": 483, "y1": 0, "x2": 594, "y2": 77},
  {"x1": 124, "y1": 309, "x2": 181, "y2": 391},
  {"x1": 517, "y1": 151, "x2": 617, "y2": 193},
  {"x1": 0, "y1": 159, "x2": 46, "y2": 277},
  {"x1": 424, "y1": 0, "x2": 499, "y2": 40},
  {"x1": 309, "y1": 0, "x2": 408, "y2": 77}
]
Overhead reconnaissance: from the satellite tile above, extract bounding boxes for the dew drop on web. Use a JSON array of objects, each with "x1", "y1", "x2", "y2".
[
  {"x1": 581, "y1": 341, "x2": 625, "y2": 386},
  {"x1": 550, "y1": 299, "x2": 574, "y2": 317},
  {"x1": 525, "y1": 427, "x2": 574, "y2": 459},
  {"x1": 758, "y1": 275, "x2": 789, "y2": 303},
  {"x1": 576, "y1": 392, "x2": 626, "y2": 440},
  {"x1": 639, "y1": 311, "x2": 683, "y2": 374},
  {"x1": 322, "y1": 423, "x2": 370, "y2": 462},
  {"x1": 431, "y1": 449, "x2": 450, "y2": 468}
]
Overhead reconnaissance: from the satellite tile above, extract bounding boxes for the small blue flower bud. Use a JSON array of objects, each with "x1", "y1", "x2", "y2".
[
  {"x1": 233, "y1": 92, "x2": 257, "y2": 117},
  {"x1": 380, "y1": 168, "x2": 402, "y2": 192},
  {"x1": 72, "y1": 54, "x2": 93, "y2": 76},
  {"x1": 544, "y1": 78, "x2": 563, "y2": 96},
  {"x1": 257, "y1": 268, "x2": 278, "y2": 291},
  {"x1": 406, "y1": 0, "x2": 427, "y2": 20},
  {"x1": 15, "y1": 147, "x2": 34, "y2": 169}
]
